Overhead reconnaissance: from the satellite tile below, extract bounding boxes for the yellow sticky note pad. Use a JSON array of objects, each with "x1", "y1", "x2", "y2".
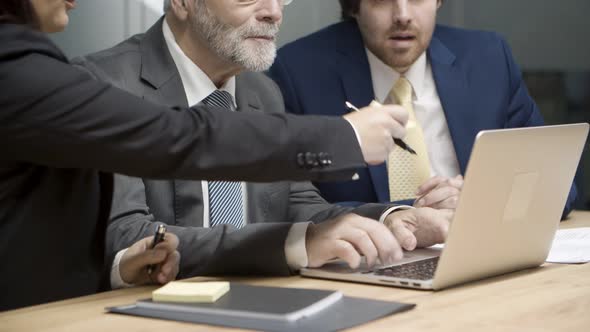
[{"x1": 152, "y1": 281, "x2": 230, "y2": 303}]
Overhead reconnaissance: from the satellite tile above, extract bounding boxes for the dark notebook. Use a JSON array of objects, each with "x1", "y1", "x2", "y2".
[
  {"x1": 136, "y1": 284, "x2": 342, "y2": 322},
  {"x1": 108, "y1": 283, "x2": 416, "y2": 331}
]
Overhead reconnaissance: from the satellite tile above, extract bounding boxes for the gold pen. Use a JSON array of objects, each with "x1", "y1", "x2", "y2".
[{"x1": 345, "y1": 101, "x2": 417, "y2": 155}]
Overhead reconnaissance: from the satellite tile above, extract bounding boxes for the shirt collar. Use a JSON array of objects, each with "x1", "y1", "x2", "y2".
[
  {"x1": 366, "y1": 48, "x2": 427, "y2": 103},
  {"x1": 162, "y1": 19, "x2": 236, "y2": 108}
]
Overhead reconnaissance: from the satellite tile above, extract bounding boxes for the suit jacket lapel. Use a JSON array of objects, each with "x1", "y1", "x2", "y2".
[
  {"x1": 235, "y1": 74, "x2": 264, "y2": 223},
  {"x1": 139, "y1": 18, "x2": 188, "y2": 108},
  {"x1": 335, "y1": 21, "x2": 389, "y2": 202},
  {"x1": 334, "y1": 21, "x2": 375, "y2": 109},
  {"x1": 235, "y1": 75, "x2": 263, "y2": 113},
  {"x1": 428, "y1": 33, "x2": 475, "y2": 173},
  {"x1": 139, "y1": 18, "x2": 204, "y2": 224}
]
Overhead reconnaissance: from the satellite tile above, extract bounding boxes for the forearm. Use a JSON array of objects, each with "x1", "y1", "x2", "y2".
[
  {"x1": 176, "y1": 223, "x2": 294, "y2": 278},
  {"x1": 1, "y1": 56, "x2": 365, "y2": 183}
]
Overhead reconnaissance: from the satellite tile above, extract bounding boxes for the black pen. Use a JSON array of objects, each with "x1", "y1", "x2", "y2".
[
  {"x1": 147, "y1": 224, "x2": 167, "y2": 275},
  {"x1": 345, "y1": 101, "x2": 417, "y2": 155}
]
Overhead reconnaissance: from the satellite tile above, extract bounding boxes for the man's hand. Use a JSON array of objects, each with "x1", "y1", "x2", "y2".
[
  {"x1": 344, "y1": 104, "x2": 408, "y2": 165},
  {"x1": 383, "y1": 207, "x2": 452, "y2": 250},
  {"x1": 119, "y1": 232, "x2": 181, "y2": 285},
  {"x1": 414, "y1": 175, "x2": 464, "y2": 210},
  {"x1": 306, "y1": 213, "x2": 403, "y2": 269}
]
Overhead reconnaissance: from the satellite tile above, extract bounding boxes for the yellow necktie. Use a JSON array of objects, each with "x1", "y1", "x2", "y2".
[{"x1": 388, "y1": 77, "x2": 431, "y2": 201}]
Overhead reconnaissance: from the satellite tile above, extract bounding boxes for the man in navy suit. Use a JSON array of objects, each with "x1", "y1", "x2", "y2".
[{"x1": 269, "y1": 0, "x2": 577, "y2": 218}]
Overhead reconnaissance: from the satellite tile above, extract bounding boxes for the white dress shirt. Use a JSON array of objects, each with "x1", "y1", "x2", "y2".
[
  {"x1": 164, "y1": 20, "x2": 311, "y2": 269},
  {"x1": 366, "y1": 49, "x2": 461, "y2": 178},
  {"x1": 162, "y1": 19, "x2": 246, "y2": 228}
]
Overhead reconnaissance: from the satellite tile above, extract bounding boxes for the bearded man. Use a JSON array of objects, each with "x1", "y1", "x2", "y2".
[
  {"x1": 268, "y1": 0, "x2": 578, "y2": 219},
  {"x1": 75, "y1": 0, "x2": 452, "y2": 281}
]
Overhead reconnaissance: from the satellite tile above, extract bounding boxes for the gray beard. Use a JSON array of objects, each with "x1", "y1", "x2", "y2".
[{"x1": 193, "y1": 6, "x2": 279, "y2": 72}]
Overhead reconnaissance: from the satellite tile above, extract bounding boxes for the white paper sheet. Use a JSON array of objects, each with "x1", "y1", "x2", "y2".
[{"x1": 546, "y1": 227, "x2": 590, "y2": 264}]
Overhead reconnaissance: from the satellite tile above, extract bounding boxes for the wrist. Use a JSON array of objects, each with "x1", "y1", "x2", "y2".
[
  {"x1": 110, "y1": 248, "x2": 135, "y2": 289},
  {"x1": 379, "y1": 205, "x2": 415, "y2": 224},
  {"x1": 285, "y1": 222, "x2": 311, "y2": 271}
]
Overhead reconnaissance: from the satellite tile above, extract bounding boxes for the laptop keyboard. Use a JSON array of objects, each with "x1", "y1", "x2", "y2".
[{"x1": 374, "y1": 257, "x2": 440, "y2": 280}]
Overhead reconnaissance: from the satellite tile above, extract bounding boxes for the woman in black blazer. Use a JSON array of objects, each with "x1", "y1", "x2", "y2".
[{"x1": 0, "y1": 0, "x2": 367, "y2": 310}]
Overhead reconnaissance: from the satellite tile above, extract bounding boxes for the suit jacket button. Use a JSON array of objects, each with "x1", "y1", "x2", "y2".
[
  {"x1": 297, "y1": 153, "x2": 306, "y2": 168},
  {"x1": 305, "y1": 152, "x2": 318, "y2": 167},
  {"x1": 318, "y1": 152, "x2": 331, "y2": 167}
]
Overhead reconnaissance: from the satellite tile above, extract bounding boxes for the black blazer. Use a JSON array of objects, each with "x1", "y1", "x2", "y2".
[{"x1": 0, "y1": 24, "x2": 364, "y2": 310}]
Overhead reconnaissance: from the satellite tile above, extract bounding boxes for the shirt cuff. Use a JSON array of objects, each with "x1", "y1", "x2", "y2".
[
  {"x1": 110, "y1": 248, "x2": 135, "y2": 289},
  {"x1": 378, "y1": 205, "x2": 415, "y2": 223},
  {"x1": 285, "y1": 222, "x2": 311, "y2": 271},
  {"x1": 344, "y1": 117, "x2": 362, "y2": 147}
]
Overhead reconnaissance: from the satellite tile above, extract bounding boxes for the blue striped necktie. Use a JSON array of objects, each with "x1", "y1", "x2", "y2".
[{"x1": 201, "y1": 90, "x2": 245, "y2": 229}]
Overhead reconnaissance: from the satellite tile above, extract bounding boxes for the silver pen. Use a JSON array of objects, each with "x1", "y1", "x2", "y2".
[
  {"x1": 345, "y1": 101, "x2": 417, "y2": 155},
  {"x1": 147, "y1": 224, "x2": 167, "y2": 275}
]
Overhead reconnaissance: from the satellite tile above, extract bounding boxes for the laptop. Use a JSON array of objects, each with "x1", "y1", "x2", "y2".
[{"x1": 301, "y1": 123, "x2": 589, "y2": 290}]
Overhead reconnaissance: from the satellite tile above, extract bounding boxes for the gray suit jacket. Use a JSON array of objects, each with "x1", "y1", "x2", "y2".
[{"x1": 76, "y1": 19, "x2": 392, "y2": 277}]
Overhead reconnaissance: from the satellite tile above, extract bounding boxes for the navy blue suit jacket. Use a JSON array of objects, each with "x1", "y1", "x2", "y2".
[{"x1": 269, "y1": 20, "x2": 577, "y2": 218}]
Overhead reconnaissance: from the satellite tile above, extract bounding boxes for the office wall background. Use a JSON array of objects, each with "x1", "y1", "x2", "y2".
[
  {"x1": 53, "y1": 0, "x2": 590, "y2": 70},
  {"x1": 52, "y1": 0, "x2": 590, "y2": 209}
]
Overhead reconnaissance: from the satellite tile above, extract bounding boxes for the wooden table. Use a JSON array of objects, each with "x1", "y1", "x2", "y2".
[{"x1": 2, "y1": 210, "x2": 589, "y2": 332}]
